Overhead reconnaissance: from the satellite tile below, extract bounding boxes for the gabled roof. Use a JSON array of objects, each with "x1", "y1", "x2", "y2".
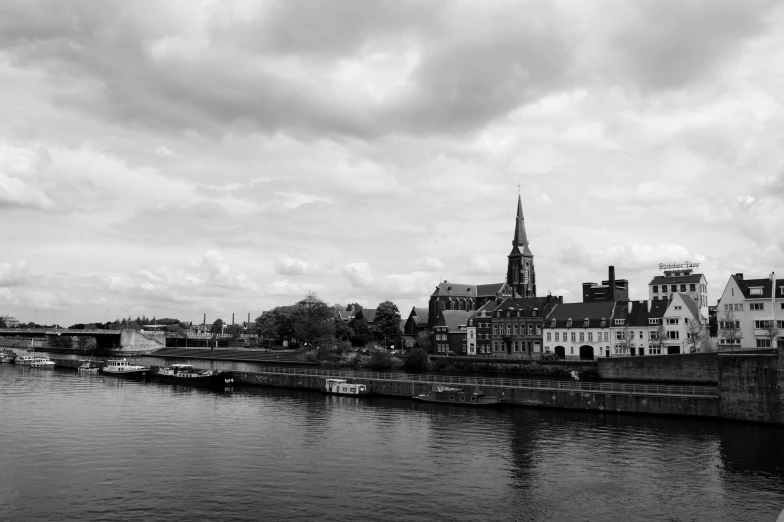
[
  {"x1": 435, "y1": 310, "x2": 476, "y2": 332},
  {"x1": 677, "y1": 293, "x2": 700, "y2": 318},
  {"x1": 336, "y1": 309, "x2": 356, "y2": 321},
  {"x1": 361, "y1": 309, "x2": 377, "y2": 323},
  {"x1": 734, "y1": 276, "x2": 780, "y2": 299},
  {"x1": 649, "y1": 274, "x2": 704, "y2": 285},
  {"x1": 409, "y1": 307, "x2": 429, "y2": 326},
  {"x1": 493, "y1": 296, "x2": 553, "y2": 313},
  {"x1": 476, "y1": 299, "x2": 503, "y2": 315},
  {"x1": 431, "y1": 282, "x2": 477, "y2": 297},
  {"x1": 625, "y1": 301, "x2": 649, "y2": 327}
]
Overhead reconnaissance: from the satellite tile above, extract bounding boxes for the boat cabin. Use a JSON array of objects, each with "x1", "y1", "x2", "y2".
[{"x1": 325, "y1": 378, "x2": 368, "y2": 395}]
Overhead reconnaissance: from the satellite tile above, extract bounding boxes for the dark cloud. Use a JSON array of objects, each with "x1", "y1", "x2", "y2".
[{"x1": 611, "y1": 0, "x2": 773, "y2": 90}]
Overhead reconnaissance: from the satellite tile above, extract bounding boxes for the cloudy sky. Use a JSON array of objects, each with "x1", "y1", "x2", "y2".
[{"x1": 2, "y1": 0, "x2": 784, "y2": 326}]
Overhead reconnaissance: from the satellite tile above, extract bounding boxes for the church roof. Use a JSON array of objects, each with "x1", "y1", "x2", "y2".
[
  {"x1": 431, "y1": 282, "x2": 477, "y2": 297},
  {"x1": 409, "y1": 307, "x2": 429, "y2": 326},
  {"x1": 476, "y1": 283, "x2": 505, "y2": 296},
  {"x1": 511, "y1": 195, "x2": 533, "y2": 257}
]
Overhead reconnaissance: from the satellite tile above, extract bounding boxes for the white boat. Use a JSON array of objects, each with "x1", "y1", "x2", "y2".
[
  {"x1": 77, "y1": 361, "x2": 100, "y2": 373},
  {"x1": 30, "y1": 357, "x2": 56, "y2": 368},
  {"x1": 101, "y1": 358, "x2": 149, "y2": 377},
  {"x1": 14, "y1": 355, "x2": 35, "y2": 366},
  {"x1": 324, "y1": 378, "x2": 370, "y2": 396}
]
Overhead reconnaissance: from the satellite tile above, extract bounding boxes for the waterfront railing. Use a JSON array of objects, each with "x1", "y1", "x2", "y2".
[{"x1": 251, "y1": 366, "x2": 719, "y2": 398}]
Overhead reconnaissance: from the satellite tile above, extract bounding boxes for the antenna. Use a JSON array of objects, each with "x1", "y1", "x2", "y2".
[{"x1": 517, "y1": 181, "x2": 521, "y2": 195}]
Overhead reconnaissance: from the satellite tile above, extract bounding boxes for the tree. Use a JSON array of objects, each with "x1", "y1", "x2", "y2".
[
  {"x1": 652, "y1": 322, "x2": 666, "y2": 353},
  {"x1": 718, "y1": 310, "x2": 743, "y2": 351},
  {"x1": 226, "y1": 324, "x2": 243, "y2": 339},
  {"x1": 374, "y1": 301, "x2": 401, "y2": 347},
  {"x1": 0, "y1": 317, "x2": 6, "y2": 328},
  {"x1": 617, "y1": 324, "x2": 634, "y2": 355},
  {"x1": 212, "y1": 318, "x2": 224, "y2": 334},
  {"x1": 764, "y1": 320, "x2": 780, "y2": 349},
  {"x1": 415, "y1": 329, "x2": 434, "y2": 354},
  {"x1": 334, "y1": 319, "x2": 353, "y2": 342},
  {"x1": 291, "y1": 293, "x2": 335, "y2": 347},
  {"x1": 349, "y1": 316, "x2": 372, "y2": 346},
  {"x1": 685, "y1": 316, "x2": 707, "y2": 353},
  {"x1": 367, "y1": 348, "x2": 393, "y2": 370},
  {"x1": 402, "y1": 348, "x2": 429, "y2": 373}
]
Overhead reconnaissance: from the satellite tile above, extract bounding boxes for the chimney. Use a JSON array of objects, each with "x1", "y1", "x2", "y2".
[
  {"x1": 583, "y1": 282, "x2": 595, "y2": 303},
  {"x1": 609, "y1": 266, "x2": 616, "y2": 302},
  {"x1": 736, "y1": 273, "x2": 744, "y2": 280}
]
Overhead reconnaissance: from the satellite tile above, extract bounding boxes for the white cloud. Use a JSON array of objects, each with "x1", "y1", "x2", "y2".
[
  {"x1": 265, "y1": 280, "x2": 308, "y2": 296},
  {"x1": 0, "y1": 261, "x2": 30, "y2": 287},
  {"x1": 342, "y1": 262, "x2": 374, "y2": 288},
  {"x1": 273, "y1": 256, "x2": 325, "y2": 276},
  {"x1": 154, "y1": 146, "x2": 175, "y2": 157},
  {"x1": 422, "y1": 257, "x2": 444, "y2": 272}
]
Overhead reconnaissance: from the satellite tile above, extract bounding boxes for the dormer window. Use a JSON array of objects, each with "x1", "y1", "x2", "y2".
[
  {"x1": 566, "y1": 318, "x2": 572, "y2": 328},
  {"x1": 583, "y1": 318, "x2": 589, "y2": 327},
  {"x1": 600, "y1": 318, "x2": 606, "y2": 327},
  {"x1": 750, "y1": 287, "x2": 763, "y2": 295},
  {"x1": 614, "y1": 319, "x2": 624, "y2": 325},
  {"x1": 532, "y1": 308, "x2": 538, "y2": 317},
  {"x1": 550, "y1": 319, "x2": 556, "y2": 328}
]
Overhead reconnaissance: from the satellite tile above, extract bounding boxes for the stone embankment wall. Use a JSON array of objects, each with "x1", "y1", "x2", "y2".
[
  {"x1": 233, "y1": 372, "x2": 718, "y2": 418},
  {"x1": 598, "y1": 352, "x2": 718, "y2": 383},
  {"x1": 717, "y1": 354, "x2": 784, "y2": 424}
]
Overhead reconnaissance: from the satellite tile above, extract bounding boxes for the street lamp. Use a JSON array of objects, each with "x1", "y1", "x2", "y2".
[
  {"x1": 34, "y1": 309, "x2": 38, "y2": 328},
  {"x1": 104, "y1": 310, "x2": 109, "y2": 328},
  {"x1": 51, "y1": 309, "x2": 55, "y2": 330}
]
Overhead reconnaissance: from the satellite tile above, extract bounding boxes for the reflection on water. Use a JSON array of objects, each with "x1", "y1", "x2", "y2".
[{"x1": 1, "y1": 364, "x2": 783, "y2": 522}]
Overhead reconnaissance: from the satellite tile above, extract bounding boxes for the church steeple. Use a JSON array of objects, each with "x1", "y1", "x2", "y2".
[{"x1": 507, "y1": 195, "x2": 536, "y2": 298}]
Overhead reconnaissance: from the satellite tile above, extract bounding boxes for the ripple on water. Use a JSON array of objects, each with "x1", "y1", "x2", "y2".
[{"x1": 2, "y1": 364, "x2": 784, "y2": 522}]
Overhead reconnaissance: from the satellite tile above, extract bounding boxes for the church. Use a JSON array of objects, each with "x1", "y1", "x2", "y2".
[{"x1": 427, "y1": 195, "x2": 537, "y2": 328}]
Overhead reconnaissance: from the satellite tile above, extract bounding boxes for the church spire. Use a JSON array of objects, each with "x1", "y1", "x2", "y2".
[{"x1": 512, "y1": 195, "x2": 532, "y2": 256}]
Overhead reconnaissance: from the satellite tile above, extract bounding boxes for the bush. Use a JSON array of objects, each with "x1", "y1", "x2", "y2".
[
  {"x1": 401, "y1": 348, "x2": 430, "y2": 373},
  {"x1": 366, "y1": 348, "x2": 393, "y2": 370}
]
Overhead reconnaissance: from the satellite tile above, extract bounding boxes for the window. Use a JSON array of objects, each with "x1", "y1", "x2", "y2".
[
  {"x1": 583, "y1": 318, "x2": 589, "y2": 327},
  {"x1": 513, "y1": 325, "x2": 518, "y2": 335},
  {"x1": 674, "y1": 306, "x2": 681, "y2": 310},
  {"x1": 566, "y1": 319, "x2": 572, "y2": 327},
  {"x1": 614, "y1": 319, "x2": 624, "y2": 325},
  {"x1": 588, "y1": 332, "x2": 593, "y2": 342},
  {"x1": 750, "y1": 303, "x2": 764, "y2": 311},
  {"x1": 513, "y1": 341, "x2": 519, "y2": 352},
  {"x1": 750, "y1": 287, "x2": 763, "y2": 295},
  {"x1": 724, "y1": 304, "x2": 729, "y2": 311},
  {"x1": 604, "y1": 332, "x2": 609, "y2": 342},
  {"x1": 690, "y1": 284, "x2": 696, "y2": 292},
  {"x1": 757, "y1": 339, "x2": 772, "y2": 348},
  {"x1": 536, "y1": 325, "x2": 541, "y2": 335},
  {"x1": 754, "y1": 320, "x2": 772, "y2": 329},
  {"x1": 653, "y1": 285, "x2": 658, "y2": 293},
  {"x1": 528, "y1": 324, "x2": 534, "y2": 335},
  {"x1": 550, "y1": 319, "x2": 556, "y2": 327},
  {"x1": 506, "y1": 325, "x2": 511, "y2": 335},
  {"x1": 570, "y1": 347, "x2": 574, "y2": 354},
  {"x1": 493, "y1": 325, "x2": 498, "y2": 335},
  {"x1": 671, "y1": 285, "x2": 677, "y2": 292},
  {"x1": 600, "y1": 318, "x2": 606, "y2": 327},
  {"x1": 615, "y1": 331, "x2": 624, "y2": 340},
  {"x1": 735, "y1": 304, "x2": 744, "y2": 311},
  {"x1": 579, "y1": 332, "x2": 584, "y2": 342},
  {"x1": 546, "y1": 332, "x2": 551, "y2": 341},
  {"x1": 639, "y1": 331, "x2": 643, "y2": 339},
  {"x1": 680, "y1": 284, "x2": 686, "y2": 292},
  {"x1": 667, "y1": 331, "x2": 679, "y2": 340},
  {"x1": 649, "y1": 318, "x2": 661, "y2": 325},
  {"x1": 555, "y1": 332, "x2": 560, "y2": 341},
  {"x1": 571, "y1": 332, "x2": 576, "y2": 342},
  {"x1": 666, "y1": 318, "x2": 679, "y2": 325}
]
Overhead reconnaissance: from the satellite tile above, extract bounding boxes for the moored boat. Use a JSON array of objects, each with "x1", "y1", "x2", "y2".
[
  {"x1": 324, "y1": 378, "x2": 370, "y2": 396},
  {"x1": 30, "y1": 357, "x2": 56, "y2": 368},
  {"x1": 413, "y1": 385, "x2": 505, "y2": 407},
  {"x1": 77, "y1": 361, "x2": 100, "y2": 373},
  {"x1": 153, "y1": 363, "x2": 234, "y2": 388},
  {"x1": 0, "y1": 349, "x2": 17, "y2": 363},
  {"x1": 14, "y1": 355, "x2": 35, "y2": 366},
  {"x1": 101, "y1": 358, "x2": 149, "y2": 377}
]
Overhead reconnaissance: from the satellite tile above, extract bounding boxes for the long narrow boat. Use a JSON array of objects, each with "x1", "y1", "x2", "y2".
[
  {"x1": 101, "y1": 358, "x2": 149, "y2": 378},
  {"x1": 324, "y1": 378, "x2": 370, "y2": 396},
  {"x1": 413, "y1": 385, "x2": 505, "y2": 407},
  {"x1": 153, "y1": 363, "x2": 233, "y2": 388}
]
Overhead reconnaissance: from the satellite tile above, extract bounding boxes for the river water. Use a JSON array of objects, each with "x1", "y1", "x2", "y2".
[{"x1": 1, "y1": 364, "x2": 783, "y2": 522}]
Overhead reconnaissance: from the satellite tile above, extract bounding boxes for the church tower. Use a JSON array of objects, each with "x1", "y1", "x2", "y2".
[{"x1": 507, "y1": 195, "x2": 536, "y2": 298}]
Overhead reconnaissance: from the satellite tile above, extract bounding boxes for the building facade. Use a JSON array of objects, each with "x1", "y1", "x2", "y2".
[
  {"x1": 543, "y1": 302, "x2": 616, "y2": 359},
  {"x1": 649, "y1": 268, "x2": 708, "y2": 318},
  {"x1": 716, "y1": 273, "x2": 784, "y2": 349},
  {"x1": 0, "y1": 315, "x2": 19, "y2": 327},
  {"x1": 433, "y1": 310, "x2": 475, "y2": 355},
  {"x1": 582, "y1": 266, "x2": 629, "y2": 303}
]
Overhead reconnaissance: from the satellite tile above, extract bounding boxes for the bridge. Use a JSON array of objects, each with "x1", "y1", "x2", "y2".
[{"x1": 0, "y1": 328, "x2": 164, "y2": 351}]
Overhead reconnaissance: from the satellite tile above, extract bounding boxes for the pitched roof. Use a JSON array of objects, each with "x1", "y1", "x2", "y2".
[
  {"x1": 431, "y1": 282, "x2": 477, "y2": 297},
  {"x1": 648, "y1": 299, "x2": 669, "y2": 319},
  {"x1": 361, "y1": 309, "x2": 377, "y2": 323},
  {"x1": 494, "y1": 296, "x2": 552, "y2": 313},
  {"x1": 409, "y1": 307, "x2": 429, "y2": 325},
  {"x1": 476, "y1": 283, "x2": 505, "y2": 296},
  {"x1": 546, "y1": 302, "x2": 616, "y2": 327},
  {"x1": 734, "y1": 276, "x2": 780, "y2": 299},
  {"x1": 677, "y1": 293, "x2": 701, "y2": 318},
  {"x1": 336, "y1": 309, "x2": 356, "y2": 321},
  {"x1": 624, "y1": 301, "x2": 650, "y2": 327},
  {"x1": 649, "y1": 274, "x2": 704, "y2": 285},
  {"x1": 435, "y1": 310, "x2": 476, "y2": 331}
]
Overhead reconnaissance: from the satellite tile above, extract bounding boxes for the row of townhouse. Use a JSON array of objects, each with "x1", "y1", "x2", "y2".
[{"x1": 430, "y1": 292, "x2": 707, "y2": 359}]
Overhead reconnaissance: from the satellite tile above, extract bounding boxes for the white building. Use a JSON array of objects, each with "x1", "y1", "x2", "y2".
[
  {"x1": 543, "y1": 301, "x2": 615, "y2": 359},
  {"x1": 1, "y1": 315, "x2": 19, "y2": 327},
  {"x1": 716, "y1": 273, "x2": 784, "y2": 349},
  {"x1": 649, "y1": 268, "x2": 708, "y2": 318}
]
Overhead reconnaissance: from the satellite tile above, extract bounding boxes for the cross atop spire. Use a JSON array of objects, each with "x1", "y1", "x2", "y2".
[{"x1": 511, "y1": 195, "x2": 532, "y2": 257}]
